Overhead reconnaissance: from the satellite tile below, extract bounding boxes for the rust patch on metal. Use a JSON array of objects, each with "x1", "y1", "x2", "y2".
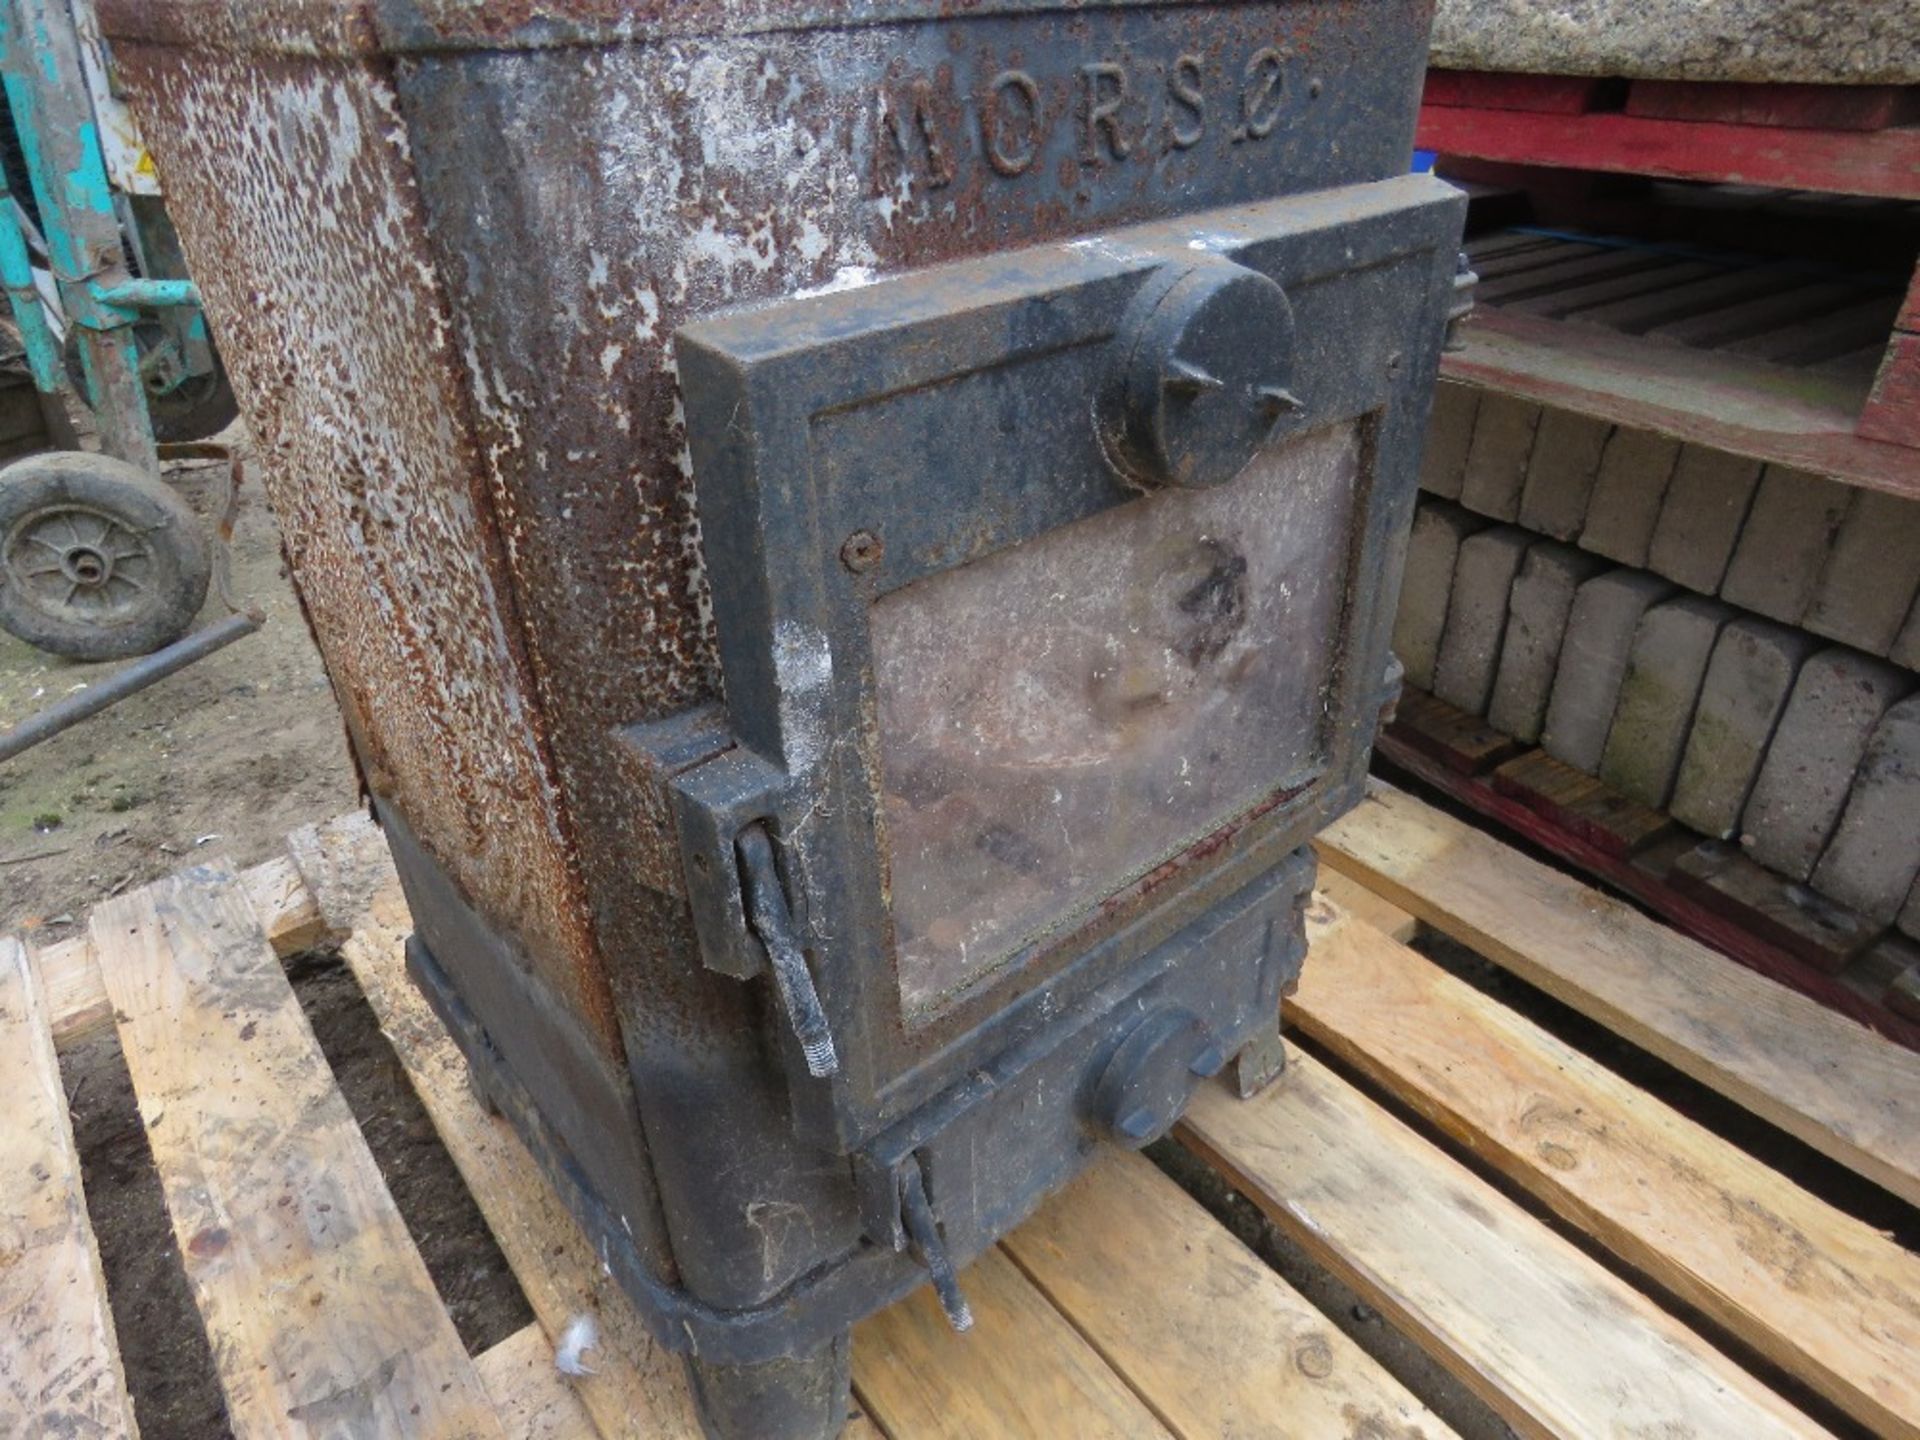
[{"x1": 112, "y1": 45, "x2": 626, "y2": 1054}]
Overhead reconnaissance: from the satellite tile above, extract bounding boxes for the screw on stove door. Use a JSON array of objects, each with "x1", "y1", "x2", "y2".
[
  {"x1": 1099, "y1": 257, "x2": 1300, "y2": 491},
  {"x1": 839, "y1": 529, "x2": 884, "y2": 574},
  {"x1": 1092, "y1": 1006, "x2": 1227, "y2": 1148}
]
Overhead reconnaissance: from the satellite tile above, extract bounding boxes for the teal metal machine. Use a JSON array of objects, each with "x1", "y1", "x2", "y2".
[{"x1": 0, "y1": 0, "x2": 233, "y2": 660}]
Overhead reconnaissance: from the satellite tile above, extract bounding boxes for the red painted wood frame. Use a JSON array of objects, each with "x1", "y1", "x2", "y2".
[{"x1": 1421, "y1": 71, "x2": 1920, "y2": 452}]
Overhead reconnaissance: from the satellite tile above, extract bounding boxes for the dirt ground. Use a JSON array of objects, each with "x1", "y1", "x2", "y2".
[{"x1": 0, "y1": 428, "x2": 362, "y2": 930}]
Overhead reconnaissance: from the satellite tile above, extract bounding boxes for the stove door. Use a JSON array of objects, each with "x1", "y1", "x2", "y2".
[{"x1": 671, "y1": 174, "x2": 1462, "y2": 1148}]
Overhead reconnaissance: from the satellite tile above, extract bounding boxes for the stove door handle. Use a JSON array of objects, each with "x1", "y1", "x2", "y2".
[
  {"x1": 737, "y1": 822, "x2": 840, "y2": 1078},
  {"x1": 900, "y1": 1159, "x2": 974, "y2": 1333}
]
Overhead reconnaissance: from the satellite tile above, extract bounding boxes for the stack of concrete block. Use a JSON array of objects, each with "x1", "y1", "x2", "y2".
[
  {"x1": 1540, "y1": 569, "x2": 1673, "y2": 773},
  {"x1": 1810, "y1": 698, "x2": 1920, "y2": 928},
  {"x1": 1401, "y1": 456, "x2": 1920, "y2": 941},
  {"x1": 1418, "y1": 381, "x2": 1920, "y2": 664},
  {"x1": 1488, "y1": 542, "x2": 1609, "y2": 742},
  {"x1": 1740, "y1": 651, "x2": 1911, "y2": 882},
  {"x1": 1669, "y1": 620, "x2": 1820, "y2": 840}
]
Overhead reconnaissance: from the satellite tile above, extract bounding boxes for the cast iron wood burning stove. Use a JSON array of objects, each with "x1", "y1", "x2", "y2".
[{"x1": 102, "y1": 2, "x2": 1462, "y2": 1433}]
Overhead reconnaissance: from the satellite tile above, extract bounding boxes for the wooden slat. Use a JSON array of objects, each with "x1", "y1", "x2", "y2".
[
  {"x1": 477, "y1": 1324, "x2": 598, "y2": 1440},
  {"x1": 1729, "y1": 295, "x2": 1901, "y2": 367},
  {"x1": 1295, "y1": 896, "x2": 1920, "y2": 1438},
  {"x1": 1645, "y1": 280, "x2": 1865, "y2": 349},
  {"x1": 242, "y1": 853, "x2": 334, "y2": 955},
  {"x1": 1464, "y1": 234, "x2": 1562, "y2": 262},
  {"x1": 0, "y1": 936, "x2": 139, "y2": 1439},
  {"x1": 89, "y1": 862, "x2": 501, "y2": 1438},
  {"x1": 1489, "y1": 748, "x2": 1675, "y2": 859},
  {"x1": 1469, "y1": 240, "x2": 1603, "y2": 282},
  {"x1": 1624, "y1": 80, "x2": 1920, "y2": 134},
  {"x1": 1897, "y1": 265, "x2": 1920, "y2": 335},
  {"x1": 37, "y1": 933, "x2": 111, "y2": 1047},
  {"x1": 1859, "y1": 330, "x2": 1920, "y2": 449},
  {"x1": 1313, "y1": 867, "x2": 1420, "y2": 944},
  {"x1": 43, "y1": 855, "x2": 328, "y2": 1049},
  {"x1": 1443, "y1": 306, "x2": 1916, "y2": 501},
  {"x1": 1003, "y1": 1147, "x2": 1456, "y2": 1438},
  {"x1": 1417, "y1": 105, "x2": 1920, "y2": 201},
  {"x1": 1389, "y1": 688, "x2": 1522, "y2": 775},
  {"x1": 1319, "y1": 781, "x2": 1920, "y2": 1208},
  {"x1": 1476, "y1": 248, "x2": 1673, "y2": 305},
  {"x1": 1424, "y1": 71, "x2": 1606, "y2": 116},
  {"x1": 301, "y1": 817, "x2": 709, "y2": 1440},
  {"x1": 1570, "y1": 263, "x2": 1812, "y2": 334},
  {"x1": 1502, "y1": 258, "x2": 1719, "y2": 319},
  {"x1": 1669, "y1": 843, "x2": 1878, "y2": 976},
  {"x1": 1179, "y1": 1057, "x2": 1829, "y2": 1440},
  {"x1": 1379, "y1": 733, "x2": 1920, "y2": 1054},
  {"x1": 853, "y1": 1246, "x2": 1171, "y2": 1440}
]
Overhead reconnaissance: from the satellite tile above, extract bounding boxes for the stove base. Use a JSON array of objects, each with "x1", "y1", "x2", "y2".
[
  {"x1": 687, "y1": 1336, "x2": 854, "y2": 1440},
  {"x1": 395, "y1": 811, "x2": 1314, "y2": 1440}
]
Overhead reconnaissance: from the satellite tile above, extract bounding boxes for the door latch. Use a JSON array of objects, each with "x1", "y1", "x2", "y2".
[
  {"x1": 736, "y1": 823, "x2": 839, "y2": 1078},
  {"x1": 899, "y1": 1157, "x2": 973, "y2": 1333}
]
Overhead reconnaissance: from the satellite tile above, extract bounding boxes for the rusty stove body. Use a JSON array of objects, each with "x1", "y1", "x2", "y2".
[{"x1": 101, "y1": 2, "x2": 1459, "y2": 1433}]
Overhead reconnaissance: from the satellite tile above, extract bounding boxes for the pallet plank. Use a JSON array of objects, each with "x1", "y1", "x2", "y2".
[
  {"x1": 477, "y1": 1324, "x2": 598, "y2": 1440},
  {"x1": 853, "y1": 1246, "x2": 1170, "y2": 1440},
  {"x1": 1296, "y1": 897, "x2": 1920, "y2": 1438},
  {"x1": 89, "y1": 862, "x2": 501, "y2": 1439},
  {"x1": 1179, "y1": 1057, "x2": 1829, "y2": 1440},
  {"x1": 37, "y1": 932, "x2": 110, "y2": 1047},
  {"x1": 44, "y1": 855, "x2": 328, "y2": 1049},
  {"x1": 0, "y1": 936, "x2": 139, "y2": 1439},
  {"x1": 242, "y1": 853, "x2": 335, "y2": 956},
  {"x1": 1314, "y1": 868, "x2": 1421, "y2": 944},
  {"x1": 1003, "y1": 1147, "x2": 1455, "y2": 1438},
  {"x1": 1443, "y1": 306, "x2": 1916, "y2": 501},
  {"x1": 1318, "y1": 781, "x2": 1920, "y2": 1207},
  {"x1": 1416, "y1": 105, "x2": 1920, "y2": 201},
  {"x1": 306, "y1": 819, "x2": 710, "y2": 1440}
]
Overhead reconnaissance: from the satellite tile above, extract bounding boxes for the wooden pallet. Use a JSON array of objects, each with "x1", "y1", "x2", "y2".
[
  {"x1": 6, "y1": 783, "x2": 1919, "y2": 1438},
  {"x1": 1418, "y1": 73, "x2": 1920, "y2": 461},
  {"x1": 1378, "y1": 691, "x2": 1920, "y2": 1054}
]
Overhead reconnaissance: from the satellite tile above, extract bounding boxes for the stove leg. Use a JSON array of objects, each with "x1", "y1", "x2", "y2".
[
  {"x1": 1233, "y1": 1021, "x2": 1289, "y2": 1098},
  {"x1": 686, "y1": 1331, "x2": 854, "y2": 1440}
]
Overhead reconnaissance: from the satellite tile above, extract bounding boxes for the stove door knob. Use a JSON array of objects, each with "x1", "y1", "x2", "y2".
[
  {"x1": 1092, "y1": 1005, "x2": 1226, "y2": 1149},
  {"x1": 1099, "y1": 257, "x2": 1299, "y2": 491}
]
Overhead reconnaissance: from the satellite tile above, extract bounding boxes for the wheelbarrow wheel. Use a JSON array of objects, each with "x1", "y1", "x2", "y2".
[
  {"x1": 149, "y1": 354, "x2": 240, "y2": 443},
  {"x1": 64, "y1": 324, "x2": 241, "y2": 443},
  {"x1": 0, "y1": 451, "x2": 211, "y2": 661}
]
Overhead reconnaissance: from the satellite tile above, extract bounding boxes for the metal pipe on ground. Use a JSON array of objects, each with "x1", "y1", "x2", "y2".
[{"x1": 0, "y1": 610, "x2": 260, "y2": 762}]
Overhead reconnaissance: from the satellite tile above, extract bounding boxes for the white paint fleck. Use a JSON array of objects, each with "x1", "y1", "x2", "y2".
[
  {"x1": 773, "y1": 620, "x2": 833, "y2": 773},
  {"x1": 793, "y1": 265, "x2": 880, "y2": 300}
]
